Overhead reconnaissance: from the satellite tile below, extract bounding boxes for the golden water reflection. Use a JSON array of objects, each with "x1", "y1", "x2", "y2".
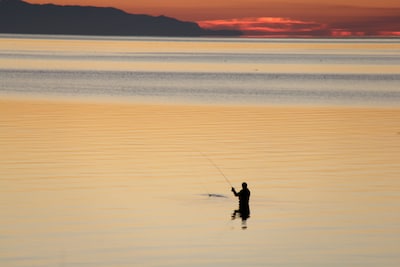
[
  {"x1": 1, "y1": 97, "x2": 400, "y2": 266},
  {"x1": 1, "y1": 36, "x2": 400, "y2": 74}
]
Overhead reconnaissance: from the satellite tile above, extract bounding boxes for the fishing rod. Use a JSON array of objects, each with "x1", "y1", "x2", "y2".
[{"x1": 199, "y1": 152, "x2": 233, "y2": 188}]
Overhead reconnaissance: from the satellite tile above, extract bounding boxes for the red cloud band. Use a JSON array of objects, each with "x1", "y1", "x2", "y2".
[
  {"x1": 198, "y1": 16, "x2": 400, "y2": 37},
  {"x1": 198, "y1": 17, "x2": 328, "y2": 37}
]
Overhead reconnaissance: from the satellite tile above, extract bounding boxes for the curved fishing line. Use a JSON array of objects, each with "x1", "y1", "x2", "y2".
[{"x1": 198, "y1": 151, "x2": 233, "y2": 188}]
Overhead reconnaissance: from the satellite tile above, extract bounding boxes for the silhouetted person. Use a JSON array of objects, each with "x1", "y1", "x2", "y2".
[{"x1": 231, "y1": 182, "x2": 250, "y2": 228}]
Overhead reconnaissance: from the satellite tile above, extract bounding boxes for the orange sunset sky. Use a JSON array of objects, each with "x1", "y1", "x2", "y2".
[{"x1": 26, "y1": 0, "x2": 400, "y2": 37}]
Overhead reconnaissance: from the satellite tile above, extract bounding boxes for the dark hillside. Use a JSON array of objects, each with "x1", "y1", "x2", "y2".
[{"x1": 0, "y1": 0, "x2": 242, "y2": 36}]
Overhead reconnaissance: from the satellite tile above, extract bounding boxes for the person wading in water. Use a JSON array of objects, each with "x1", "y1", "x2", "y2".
[{"x1": 231, "y1": 182, "x2": 250, "y2": 228}]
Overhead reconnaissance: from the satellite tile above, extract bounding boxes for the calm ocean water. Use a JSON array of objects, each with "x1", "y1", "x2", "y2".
[
  {"x1": 0, "y1": 34, "x2": 399, "y2": 106},
  {"x1": 1, "y1": 35, "x2": 400, "y2": 266}
]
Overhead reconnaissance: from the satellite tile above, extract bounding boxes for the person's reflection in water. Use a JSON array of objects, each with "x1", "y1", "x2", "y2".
[{"x1": 231, "y1": 182, "x2": 250, "y2": 229}]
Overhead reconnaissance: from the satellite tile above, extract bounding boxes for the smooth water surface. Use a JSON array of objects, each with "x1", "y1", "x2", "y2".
[
  {"x1": 1, "y1": 35, "x2": 400, "y2": 106},
  {"x1": 0, "y1": 35, "x2": 400, "y2": 266}
]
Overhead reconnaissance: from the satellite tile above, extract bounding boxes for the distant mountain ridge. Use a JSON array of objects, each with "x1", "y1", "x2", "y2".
[{"x1": 0, "y1": 0, "x2": 242, "y2": 37}]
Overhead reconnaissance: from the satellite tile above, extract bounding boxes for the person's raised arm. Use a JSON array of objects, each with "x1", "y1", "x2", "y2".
[{"x1": 231, "y1": 187, "x2": 239, "y2": 196}]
